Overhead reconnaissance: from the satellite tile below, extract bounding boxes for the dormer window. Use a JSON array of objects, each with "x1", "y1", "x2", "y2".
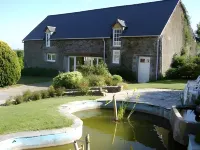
[
  {"x1": 113, "y1": 28, "x2": 122, "y2": 47},
  {"x1": 112, "y1": 19, "x2": 126, "y2": 47},
  {"x1": 44, "y1": 26, "x2": 56, "y2": 48},
  {"x1": 46, "y1": 33, "x2": 51, "y2": 47}
]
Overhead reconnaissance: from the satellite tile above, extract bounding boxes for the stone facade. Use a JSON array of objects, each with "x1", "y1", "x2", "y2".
[
  {"x1": 24, "y1": 2, "x2": 186, "y2": 81},
  {"x1": 161, "y1": 3, "x2": 185, "y2": 74}
]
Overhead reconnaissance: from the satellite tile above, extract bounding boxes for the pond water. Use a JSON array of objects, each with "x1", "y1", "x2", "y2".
[
  {"x1": 33, "y1": 109, "x2": 186, "y2": 150},
  {"x1": 179, "y1": 109, "x2": 199, "y2": 123}
]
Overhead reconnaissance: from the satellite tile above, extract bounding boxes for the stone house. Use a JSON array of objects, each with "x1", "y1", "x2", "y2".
[{"x1": 23, "y1": 0, "x2": 190, "y2": 83}]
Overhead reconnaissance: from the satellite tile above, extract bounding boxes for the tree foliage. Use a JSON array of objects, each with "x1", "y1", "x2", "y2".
[
  {"x1": 196, "y1": 22, "x2": 200, "y2": 38},
  {"x1": 0, "y1": 41, "x2": 21, "y2": 87}
]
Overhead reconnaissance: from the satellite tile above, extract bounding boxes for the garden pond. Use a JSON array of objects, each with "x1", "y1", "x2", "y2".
[{"x1": 32, "y1": 109, "x2": 186, "y2": 150}]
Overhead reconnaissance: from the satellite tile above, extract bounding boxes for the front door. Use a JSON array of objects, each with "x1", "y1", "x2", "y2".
[{"x1": 138, "y1": 56, "x2": 150, "y2": 83}]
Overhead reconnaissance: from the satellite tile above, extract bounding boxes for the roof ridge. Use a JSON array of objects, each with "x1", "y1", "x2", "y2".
[{"x1": 48, "y1": 0, "x2": 169, "y2": 17}]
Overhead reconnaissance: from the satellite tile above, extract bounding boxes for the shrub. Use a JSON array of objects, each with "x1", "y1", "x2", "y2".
[
  {"x1": 14, "y1": 95, "x2": 24, "y2": 105},
  {"x1": 22, "y1": 90, "x2": 32, "y2": 102},
  {"x1": 53, "y1": 71, "x2": 83, "y2": 89},
  {"x1": 77, "y1": 65, "x2": 95, "y2": 76},
  {"x1": 165, "y1": 68, "x2": 180, "y2": 79},
  {"x1": 15, "y1": 50, "x2": 24, "y2": 70},
  {"x1": 55, "y1": 87, "x2": 65, "y2": 96},
  {"x1": 22, "y1": 67, "x2": 59, "y2": 77},
  {"x1": 41, "y1": 90, "x2": 50, "y2": 99},
  {"x1": 87, "y1": 75, "x2": 105, "y2": 87},
  {"x1": 48, "y1": 86, "x2": 56, "y2": 97},
  {"x1": 171, "y1": 55, "x2": 187, "y2": 68},
  {"x1": 113, "y1": 75, "x2": 123, "y2": 82},
  {"x1": 78, "y1": 64, "x2": 110, "y2": 76},
  {"x1": 31, "y1": 91, "x2": 42, "y2": 101},
  {"x1": 0, "y1": 41, "x2": 21, "y2": 87},
  {"x1": 78, "y1": 78, "x2": 90, "y2": 95},
  {"x1": 104, "y1": 76, "x2": 114, "y2": 86},
  {"x1": 5, "y1": 98, "x2": 13, "y2": 106}
]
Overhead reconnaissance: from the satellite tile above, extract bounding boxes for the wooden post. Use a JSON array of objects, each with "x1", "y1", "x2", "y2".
[
  {"x1": 73, "y1": 141, "x2": 79, "y2": 150},
  {"x1": 113, "y1": 95, "x2": 118, "y2": 121},
  {"x1": 85, "y1": 134, "x2": 90, "y2": 150},
  {"x1": 81, "y1": 144, "x2": 84, "y2": 150}
]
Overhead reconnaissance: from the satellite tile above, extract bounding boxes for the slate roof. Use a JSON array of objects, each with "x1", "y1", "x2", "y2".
[{"x1": 23, "y1": 0, "x2": 180, "y2": 41}]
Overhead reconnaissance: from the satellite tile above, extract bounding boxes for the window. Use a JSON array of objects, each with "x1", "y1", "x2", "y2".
[
  {"x1": 112, "y1": 50, "x2": 120, "y2": 64},
  {"x1": 46, "y1": 33, "x2": 51, "y2": 47},
  {"x1": 113, "y1": 28, "x2": 122, "y2": 47},
  {"x1": 47, "y1": 53, "x2": 56, "y2": 62}
]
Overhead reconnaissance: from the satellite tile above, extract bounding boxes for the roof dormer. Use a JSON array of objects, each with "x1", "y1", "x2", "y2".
[{"x1": 44, "y1": 26, "x2": 56, "y2": 47}]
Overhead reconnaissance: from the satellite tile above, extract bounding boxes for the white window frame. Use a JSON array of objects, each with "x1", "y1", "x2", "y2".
[
  {"x1": 113, "y1": 28, "x2": 122, "y2": 47},
  {"x1": 46, "y1": 53, "x2": 56, "y2": 62},
  {"x1": 46, "y1": 33, "x2": 51, "y2": 47},
  {"x1": 112, "y1": 50, "x2": 120, "y2": 64}
]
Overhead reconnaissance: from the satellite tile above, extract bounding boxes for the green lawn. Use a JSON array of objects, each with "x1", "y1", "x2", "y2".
[
  {"x1": 17, "y1": 76, "x2": 52, "y2": 85},
  {"x1": 0, "y1": 96, "x2": 100, "y2": 135},
  {"x1": 127, "y1": 80, "x2": 187, "y2": 90}
]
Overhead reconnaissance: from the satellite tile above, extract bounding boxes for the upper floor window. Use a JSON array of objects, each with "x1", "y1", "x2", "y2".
[
  {"x1": 46, "y1": 53, "x2": 56, "y2": 62},
  {"x1": 46, "y1": 33, "x2": 51, "y2": 47},
  {"x1": 113, "y1": 28, "x2": 122, "y2": 47}
]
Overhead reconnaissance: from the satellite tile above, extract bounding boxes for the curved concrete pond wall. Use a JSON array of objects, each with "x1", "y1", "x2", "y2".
[
  {"x1": 170, "y1": 106, "x2": 200, "y2": 146},
  {"x1": 0, "y1": 100, "x2": 171, "y2": 150}
]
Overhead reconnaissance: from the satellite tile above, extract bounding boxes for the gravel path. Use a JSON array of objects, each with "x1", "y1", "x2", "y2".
[
  {"x1": 97, "y1": 89, "x2": 182, "y2": 109},
  {"x1": 0, "y1": 82, "x2": 51, "y2": 105}
]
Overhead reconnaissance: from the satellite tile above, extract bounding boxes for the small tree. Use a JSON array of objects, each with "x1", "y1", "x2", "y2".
[{"x1": 0, "y1": 41, "x2": 21, "y2": 87}]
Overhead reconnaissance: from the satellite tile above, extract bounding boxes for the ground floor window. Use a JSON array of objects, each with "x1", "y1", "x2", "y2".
[
  {"x1": 112, "y1": 50, "x2": 120, "y2": 64},
  {"x1": 46, "y1": 53, "x2": 56, "y2": 62},
  {"x1": 67, "y1": 56, "x2": 103, "y2": 72}
]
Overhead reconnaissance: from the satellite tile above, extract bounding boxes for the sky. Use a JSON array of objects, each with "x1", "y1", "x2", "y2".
[{"x1": 0, "y1": 0, "x2": 199, "y2": 49}]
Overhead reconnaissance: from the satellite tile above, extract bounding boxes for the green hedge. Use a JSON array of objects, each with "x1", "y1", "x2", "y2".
[
  {"x1": 22, "y1": 67, "x2": 59, "y2": 77},
  {"x1": 0, "y1": 41, "x2": 21, "y2": 87}
]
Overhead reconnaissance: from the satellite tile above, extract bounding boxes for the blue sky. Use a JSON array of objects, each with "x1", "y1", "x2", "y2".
[{"x1": 0, "y1": 0, "x2": 199, "y2": 49}]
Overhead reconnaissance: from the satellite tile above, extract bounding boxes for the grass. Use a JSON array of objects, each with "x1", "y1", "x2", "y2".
[
  {"x1": 0, "y1": 96, "x2": 100, "y2": 135},
  {"x1": 127, "y1": 79, "x2": 187, "y2": 90},
  {"x1": 17, "y1": 76, "x2": 52, "y2": 85}
]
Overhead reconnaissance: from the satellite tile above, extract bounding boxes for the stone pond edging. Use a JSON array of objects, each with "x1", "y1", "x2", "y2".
[{"x1": 0, "y1": 100, "x2": 177, "y2": 150}]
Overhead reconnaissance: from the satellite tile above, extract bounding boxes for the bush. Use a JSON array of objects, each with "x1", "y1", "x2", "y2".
[
  {"x1": 87, "y1": 75, "x2": 105, "y2": 87},
  {"x1": 31, "y1": 91, "x2": 42, "y2": 101},
  {"x1": 55, "y1": 87, "x2": 65, "y2": 96},
  {"x1": 113, "y1": 75, "x2": 123, "y2": 82},
  {"x1": 171, "y1": 55, "x2": 187, "y2": 68},
  {"x1": 165, "y1": 68, "x2": 180, "y2": 79},
  {"x1": 78, "y1": 64, "x2": 110, "y2": 76},
  {"x1": 118, "y1": 82, "x2": 129, "y2": 90},
  {"x1": 53, "y1": 71, "x2": 83, "y2": 89},
  {"x1": 48, "y1": 86, "x2": 56, "y2": 97},
  {"x1": 41, "y1": 90, "x2": 50, "y2": 99},
  {"x1": 14, "y1": 95, "x2": 24, "y2": 105},
  {"x1": 15, "y1": 50, "x2": 24, "y2": 70},
  {"x1": 104, "y1": 76, "x2": 114, "y2": 86},
  {"x1": 5, "y1": 98, "x2": 13, "y2": 106},
  {"x1": 0, "y1": 41, "x2": 21, "y2": 87},
  {"x1": 78, "y1": 78, "x2": 90, "y2": 94},
  {"x1": 22, "y1": 67, "x2": 59, "y2": 77},
  {"x1": 22, "y1": 90, "x2": 32, "y2": 102}
]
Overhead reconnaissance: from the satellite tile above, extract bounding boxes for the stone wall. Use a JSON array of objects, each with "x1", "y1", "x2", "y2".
[
  {"x1": 24, "y1": 37, "x2": 159, "y2": 80},
  {"x1": 120, "y1": 37, "x2": 159, "y2": 80},
  {"x1": 161, "y1": 3, "x2": 184, "y2": 75}
]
